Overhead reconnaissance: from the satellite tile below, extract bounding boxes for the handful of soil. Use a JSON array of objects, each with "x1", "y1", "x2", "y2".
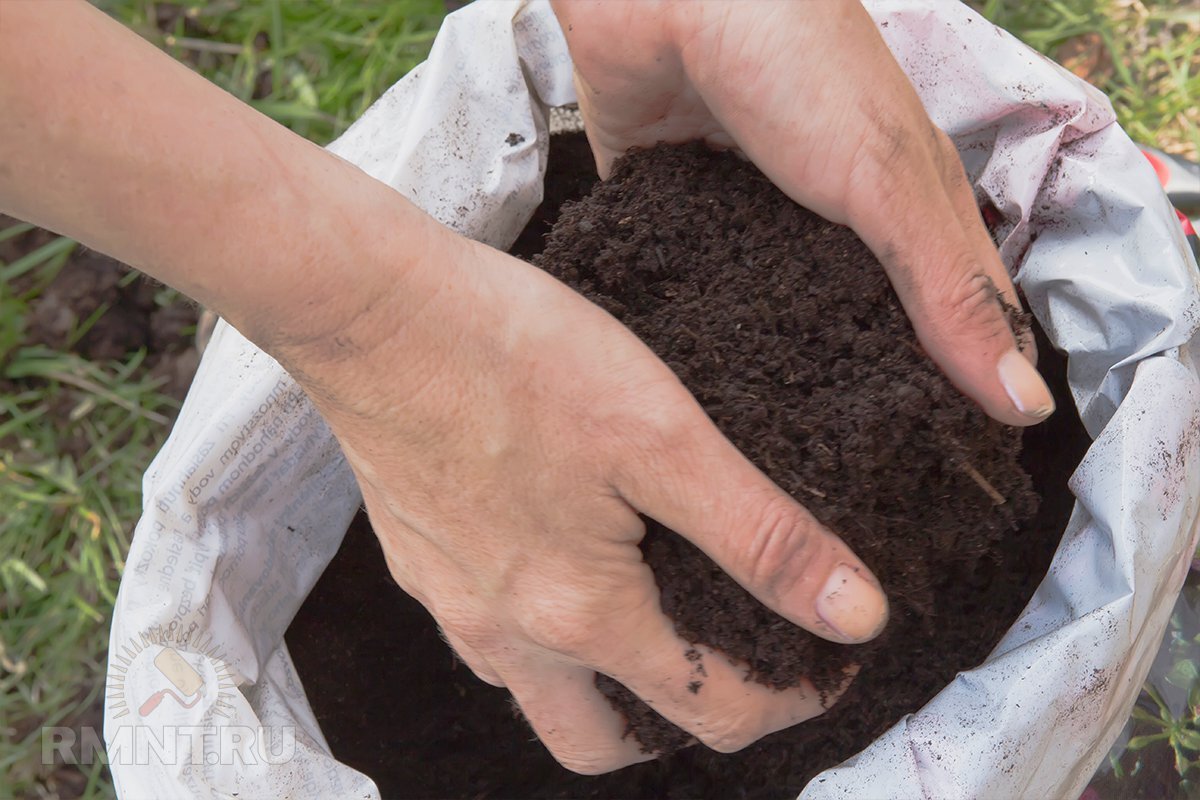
[
  {"x1": 288, "y1": 134, "x2": 1086, "y2": 798},
  {"x1": 532, "y1": 142, "x2": 1039, "y2": 753}
]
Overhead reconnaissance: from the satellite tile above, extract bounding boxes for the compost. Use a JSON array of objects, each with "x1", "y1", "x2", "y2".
[{"x1": 286, "y1": 133, "x2": 1091, "y2": 798}]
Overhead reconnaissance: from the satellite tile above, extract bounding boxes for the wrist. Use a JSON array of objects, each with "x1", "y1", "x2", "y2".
[{"x1": 260, "y1": 191, "x2": 466, "y2": 411}]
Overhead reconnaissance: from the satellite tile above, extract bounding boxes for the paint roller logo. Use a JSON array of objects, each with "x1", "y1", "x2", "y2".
[
  {"x1": 94, "y1": 625, "x2": 297, "y2": 769},
  {"x1": 138, "y1": 648, "x2": 205, "y2": 716},
  {"x1": 107, "y1": 624, "x2": 238, "y2": 721}
]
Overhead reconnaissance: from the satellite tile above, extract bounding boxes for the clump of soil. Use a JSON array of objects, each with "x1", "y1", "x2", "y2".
[
  {"x1": 509, "y1": 131, "x2": 598, "y2": 260},
  {"x1": 286, "y1": 132, "x2": 1091, "y2": 798},
  {"x1": 531, "y1": 142, "x2": 1037, "y2": 751}
]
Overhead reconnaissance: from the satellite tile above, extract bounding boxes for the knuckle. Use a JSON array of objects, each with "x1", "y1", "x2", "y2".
[
  {"x1": 605, "y1": 390, "x2": 710, "y2": 492},
  {"x1": 736, "y1": 495, "x2": 818, "y2": 602},
  {"x1": 438, "y1": 606, "x2": 505, "y2": 654},
  {"x1": 432, "y1": 607, "x2": 508, "y2": 687},
  {"x1": 694, "y1": 711, "x2": 763, "y2": 754},
  {"x1": 511, "y1": 594, "x2": 600, "y2": 660},
  {"x1": 379, "y1": 550, "x2": 421, "y2": 598},
  {"x1": 439, "y1": 631, "x2": 504, "y2": 687},
  {"x1": 614, "y1": 384, "x2": 701, "y2": 451},
  {"x1": 465, "y1": 664, "x2": 504, "y2": 687},
  {"x1": 926, "y1": 268, "x2": 1009, "y2": 344}
]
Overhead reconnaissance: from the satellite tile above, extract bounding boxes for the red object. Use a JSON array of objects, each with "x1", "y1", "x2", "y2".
[
  {"x1": 1142, "y1": 149, "x2": 1199, "y2": 255},
  {"x1": 1178, "y1": 209, "x2": 1197, "y2": 237},
  {"x1": 1143, "y1": 149, "x2": 1172, "y2": 187}
]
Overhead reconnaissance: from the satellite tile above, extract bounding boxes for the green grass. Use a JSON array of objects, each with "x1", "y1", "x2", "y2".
[
  {"x1": 0, "y1": 1, "x2": 1196, "y2": 798},
  {"x1": 1, "y1": 345, "x2": 177, "y2": 798},
  {"x1": 104, "y1": 0, "x2": 445, "y2": 145},
  {"x1": 977, "y1": 0, "x2": 1200, "y2": 158}
]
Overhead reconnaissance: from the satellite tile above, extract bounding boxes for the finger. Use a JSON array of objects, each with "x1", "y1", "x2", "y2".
[
  {"x1": 368, "y1": 508, "x2": 507, "y2": 688},
  {"x1": 675, "y1": 2, "x2": 1053, "y2": 426},
  {"x1": 501, "y1": 548, "x2": 850, "y2": 758},
  {"x1": 934, "y1": 132, "x2": 1039, "y2": 363},
  {"x1": 842, "y1": 119, "x2": 1054, "y2": 427},
  {"x1": 932, "y1": 134, "x2": 1020, "y2": 311},
  {"x1": 817, "y1": 24, "x2": 1053, "y2": 424},
  {"x1": 611, "y1": 402, "x2": 888, "y2": 645},
  {"x1": 501, "y1": 658, "x2": 655, "y2": 775},
  {"x1": 586, "y1": 594, "x2": 845, "y2": 754}
]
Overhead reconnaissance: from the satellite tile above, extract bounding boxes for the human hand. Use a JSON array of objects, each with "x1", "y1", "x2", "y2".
[
  {"x1": 284, "y1": 227, "x2": 887, "y2": 774},
  {"x1": 0, "y1": 0, "x2": 890, "y2": 777},
  {"x1": 552, "y1": 0, "x2": 1055, "y2": 427}
]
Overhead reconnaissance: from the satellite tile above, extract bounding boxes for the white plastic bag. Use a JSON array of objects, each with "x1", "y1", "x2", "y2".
[{"x1": 105, "y1": 1, "x2": 1200, "y2": 797}]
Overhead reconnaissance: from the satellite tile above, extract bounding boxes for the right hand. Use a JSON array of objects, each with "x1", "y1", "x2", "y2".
[
  {"x1": 283, "y1": 225, "x2": 888, "y2": 774},
  {"x1": 554, "y1": 0, "x2": 1056, "y2": 427}
]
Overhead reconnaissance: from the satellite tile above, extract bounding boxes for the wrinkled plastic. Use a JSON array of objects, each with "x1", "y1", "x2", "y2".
[{"x1": 104, "y1": 1, "x2": 1200, "y2": 798}]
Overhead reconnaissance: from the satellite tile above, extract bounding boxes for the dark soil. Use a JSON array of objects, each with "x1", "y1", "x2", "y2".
[
  {"x1": 509, "y1": 131, "x2": 598, "y2": 261},
  {"x1": 533, "y1": 142, "x2": 1039, "y2": 752},
  {"x1": 285, "y1": 133, "x2": 1091, "y2": 798}
]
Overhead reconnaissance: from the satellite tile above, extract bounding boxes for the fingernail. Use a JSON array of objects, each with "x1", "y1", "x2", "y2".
[
  {"x1": 997, "y1": 349, "x2": 1055, "y2": 421},
  {"x1": 815, "y1": 565, "x2": 888, "y2": 643}
]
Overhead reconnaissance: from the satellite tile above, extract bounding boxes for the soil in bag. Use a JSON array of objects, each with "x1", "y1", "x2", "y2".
[{"x1": 286, "y1": 132, "x2": 1091, "y2": 799}]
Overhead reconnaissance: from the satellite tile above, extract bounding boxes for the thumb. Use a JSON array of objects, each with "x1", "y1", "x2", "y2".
[
  {"x1": 675, "y1": 0, "x2": 1055, "y2": 427},
  {"x1": 612, "y1": 405, "x2": 889, "y2": 644},
  {"x1": 842, "y1": 124, "x2": 1056, "y2": 428}
]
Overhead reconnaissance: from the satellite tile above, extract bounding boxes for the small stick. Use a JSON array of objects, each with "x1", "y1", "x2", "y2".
[{"x1": 959, "y1": 461, "x2": 1006, "y2": 505}]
